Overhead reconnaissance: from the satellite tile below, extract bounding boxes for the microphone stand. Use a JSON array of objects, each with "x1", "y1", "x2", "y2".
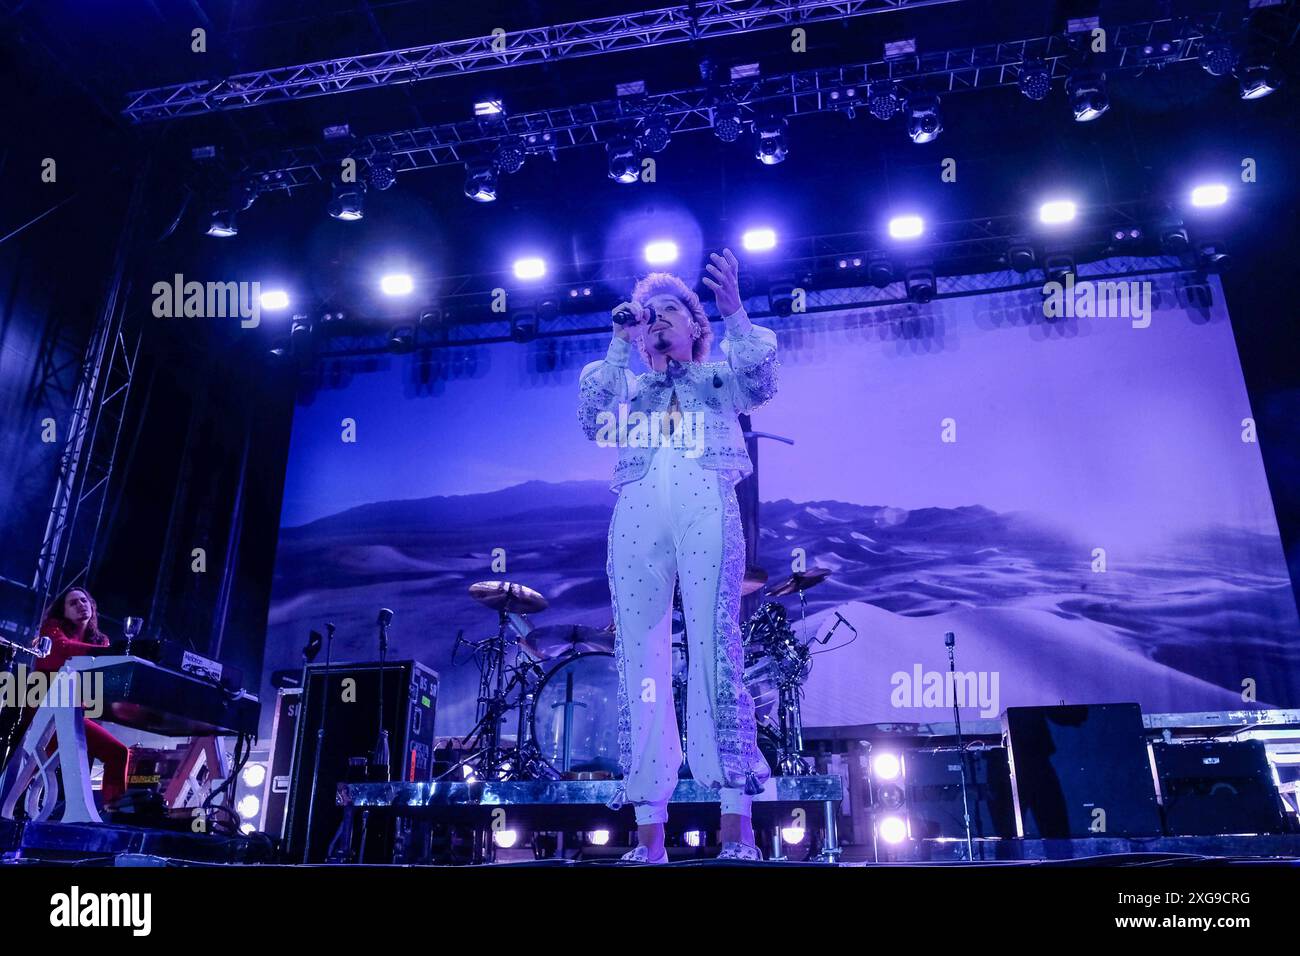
[
  {"x1": 946, "y1": 631, "x2": 975, "y2": 862},
  {"x1": 373, "y1": 609, "x2": 394, "y2": 782},
  {"x1": 302, "y1": 623, "x2": 335, "y2": 864}
]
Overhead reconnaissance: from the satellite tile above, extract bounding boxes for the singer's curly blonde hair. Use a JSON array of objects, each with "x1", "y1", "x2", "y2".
[{"x1": 631, "y1": 272, "x2": 713, "y2": 365}]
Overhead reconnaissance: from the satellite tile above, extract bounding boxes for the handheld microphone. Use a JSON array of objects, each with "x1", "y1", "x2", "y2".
[{"x1": 612, "y1": 304, "x2": 642, "y2": 326}]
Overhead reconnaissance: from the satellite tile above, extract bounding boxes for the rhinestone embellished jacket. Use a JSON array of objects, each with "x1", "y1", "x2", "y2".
[{"x1": 577, "y1": 308, "x2": 779, "y2": 492}]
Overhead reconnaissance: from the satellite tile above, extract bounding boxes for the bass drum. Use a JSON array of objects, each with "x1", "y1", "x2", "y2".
[{"x1": 531, "y1": 651, "x2": 621, "y2": 776}]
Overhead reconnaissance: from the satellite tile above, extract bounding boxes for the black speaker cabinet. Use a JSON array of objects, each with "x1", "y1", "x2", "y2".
[
  {"x1": 1003, "y1": 703, "x2": 1161, "y2": 839},
  {"x1": 284, "y1": 660, "x2": 438, "y2": 863},
  {"x1": 1153, "y1": 740, "x2": 1286, "y2": 836},
  {"x1": 905, "y1": 746, "x2": 1018, "y2": 839}
]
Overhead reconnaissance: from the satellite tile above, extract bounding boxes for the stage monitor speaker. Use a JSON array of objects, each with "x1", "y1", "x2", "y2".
[
  {"x1": 284, "y1": 660, "x2": 439, "y2": 863},
  {"x1": 1002, "y1": 703, "x2": 1161, "y2": 839},
  {"x1": 904, "y1": 746, "x2": 1018, "y2": 840},
  {"x1": 1152, "y1": 740, "x2": 1287, "y2": 836}
]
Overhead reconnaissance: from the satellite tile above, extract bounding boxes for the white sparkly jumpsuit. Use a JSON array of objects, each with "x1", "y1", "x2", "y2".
[{"x1": 577, "y1": 309, "x2": 778, "y2": 825}]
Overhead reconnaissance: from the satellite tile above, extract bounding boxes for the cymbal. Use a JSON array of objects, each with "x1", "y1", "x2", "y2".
[
  {"x1": 468, "y1": 580, "x2": 549, "y2": 615},
  {"x1": 742, "y1": 566, "x2": 769, "y2": 596},
  {"x1": 766, "y1": 566, "x2": 831, "y2": 598},
  {"x1": 520, "y1": 623, "x2": 614, "y2": 659}
]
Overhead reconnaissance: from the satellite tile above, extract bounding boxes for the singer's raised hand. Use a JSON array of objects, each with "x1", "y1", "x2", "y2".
[{"x1": 702, "y1": 248, "x2": 742, "y2": 317}]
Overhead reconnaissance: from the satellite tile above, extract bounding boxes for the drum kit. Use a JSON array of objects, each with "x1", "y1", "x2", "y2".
[{"x1": 441, "y1": 565, "x2": 835, "y2": 784}]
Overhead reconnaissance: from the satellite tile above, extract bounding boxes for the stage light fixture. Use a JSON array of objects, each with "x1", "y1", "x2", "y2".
[
  {"x1": 1190, "y1": 183, "x2": 1229, "y2": 208},
  {"x1": 683, "y1": 830, "x2": 702, "y2": 847},
  {"x1": 494, "y1": 138, "x2": 527, "y2": 174},
  {"x1": 867, "y1": 255, "x2": 895, "y2": 288},
  {"x1": 1018, "y1": 57, "x2": 1052, "y2": 100},
  {"x1": 1038, "y1": 199, "x2": 1077, "y2": 225},
  {"x1": 260, "y1": 290, "x2": 290, "y2": 311},
  {"x1": 510, "y1": 311, "x2": 539, "y2": 343},
  {"x1": 464, "y1": 161, "x2": 499, "y2": 202},
  {"x1": 328, "y1": 181, "x2": 365, "y2": 221},
  {"x1": 206, "y1": 208, "x2": 238, "y2": 237},
  {"x1": 742, "y1": 227, "x2": 777, "y2": 252},
  {"x1": 868, "y1": 81, "x2": 901, "y2": 120},
  {"x1": 380, "y1": 273, "x2": 414, "y2": 296},
  {"x1": 905, "y1": 267, "x2": 936, "y2": 303},
  {"x1": 1007, "y1": 241, "x2": 1035, "y2": 273},
  {"x1": 1159, "y1": 222, "x2": 1190, "y2": 255},
  {"x1": 290, "y1": 316, "x2": 313, "y2": 355},
  {"x1": 513, "y1": 257, "x2": 547, "y2": 280},
  {"x1": 752, "y1": 114, "x2": 789, "y2": 165},
  {"x1": 644, "y1": 239, "x2": 679, "y2": 265},
  {"x1": 475, "y1": 99, "x2": 504, "y2": 117},
  {"x1": 1237, "y1": 60, "x2": 1281, "y2": 100},
  {"x1": 418, "y1": 308, "x2": 444, "y2": 330},
  {"x1": 878, "y1": 816, "x2": 908, "y2": 844},
  {"x1": 366, "y1": 153, "x2": 396, "y2": 191},
  {"x1": 1066, "y1": 69, "x2": 1109, "y2": 122},
  {"x1": 1197, "y1": 240, "x2": 1231, "y2": 273},
  {"x1": 888, "y1": 215, "x2": 924, "y2": 240},
  {"x1": 767, "y1": 282, "x2": 796, "y2": 318},
  {"x1": 873, "y1": 753, "x2": 902, "y2": 781},
  {"x1": 641, "y1": 117, "x2": 672, "y2": 153},
  {"x1": 236, "y1": 795, "x2": 260, "y2": 819},
  {"x1": 388, "y1": 325, "x2": 416, "y2": 353},
  {"x1": 1043, "y1": 252, "x2": 1076, "y2": 285},
  {"x1": 781, "y1": 826, "x2": 806, "y2": 845},
  {"x1": 242, "y1": 764, "x2": 267, "y2": 788},
  {"x1": 905, "y1": 95, "x2": 942, "y2": 144},
  {"x1": 713, "y1": 103, "x2": 745, "y2": 143},
  {"x1": 492, "y1": 829, "x2": 519, "y2": 848},
  {"x1": 587, "y1": 830, "x2": 610, "y2": 846},
  {"x1": 607, "y1": 135, "x2": 642, "y2": 183},
  {"x1": 1201, "y1": 38, "x2": 1237, "y2": 77}
]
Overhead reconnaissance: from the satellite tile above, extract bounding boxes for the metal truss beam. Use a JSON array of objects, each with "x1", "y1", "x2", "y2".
[
  {"x1": 238, "y1": 16, "x2": 1225, "y2": 195},
  {"x1": 123, "y1": 0, "x2": 968, "y2": 123}
]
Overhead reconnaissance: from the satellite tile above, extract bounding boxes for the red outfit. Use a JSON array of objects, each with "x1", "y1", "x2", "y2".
[{"x1": 17, "y1": 621, "x2": 129, "y2": 804}]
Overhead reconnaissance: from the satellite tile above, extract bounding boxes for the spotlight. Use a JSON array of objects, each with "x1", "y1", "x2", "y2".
[
  {"x1": 260, "y1": 290, "x2": 290, "y2": 311},
  {"x1": 781, "y1": 826, "x2": 806, "y2": 845},
  {"x1": 767, "y1": 282, "x2": 795, "y2": 318},
  {"x1": 888, "y1": 215, "x2": 924, "y2": 240},
  {"x1": 607, "y1": 135, "x2": 642, "y2": 183},
  {"x1": 683, "y1": 830, "x2": 702, "y2": 848},
  {"x1": 388, "y1": 325, "x2": 416, "y2": 353},
  {"x1": 587, "y1": 829, "x2": 610, "y2": 846},
  {"x1": 235, "y1": 795, "x2": 260, "y2": 820},
  {"x1": 1043, "y1": 252, "x2": 1076, "y2": 285},
  {"x1": 905, "y1": 95, "x2": 942, "y2": 144},
  {"x1": 494, "y1": 139, "x2": 526, "y2": 174},
  {"x1": 1190, "y1": 183, "x2": 1229, "y2": 208},
  {"x1": 206, "y1": 208, "x2": 238, "y2": 237},
  {"x1": 1197, "y1": 240, "x2": 1230, "y2": 273},
  {"x1": 464, "y1": 161, "x2": 498, "y2": 202},
  {"x1": 713, "y1": 103, "x2": 745, "y2": 143},
  {"x1": 513, "y1": 257, "x2": 546, "y2": 280},
  {"x1": 290, "y1": 316, "x2": 313, "y2": 354},
  {"x1": 510, "y1": 311, "x2": 538, "y2": 343},
  {"x1": 1200, "y1": 38, "x2": 1237, "y2": 77},
  {"x1": 1018, "y1": 57, "x2": 1051, "y2": 100},
  {"x1": 380, "y1": 273, "x2": 414, "y2": 296},
  {"x1": 873, "y1": 753, "x2": 902, "y2": 781},
  {"x1": 644, "y1": 239, "x2": 679, "y2": 265},
  {"x1": 1007, "y1": 241, "x2": 1035, "y2": 273},
  {"x1": 878, "y1": 816, "x2": 908, "y2": 844},
  {"x1": 867, "y1": 255, "x2": 895, "y2": 288},
  {"x1": 742, "y1": 227, "x2": 777, "y2": 252},
  {"x1": 492, "y1": 829, "x2": 519, "y2": 848},
  {"x1": 328, "y1": 181, "x2": 365, "y2": 221},
  {"x1": 366, "y1": 153, "x2": 396, "y2": 191},
  {"x1": 418, "y1": 308, "x2": 444, "y2": 330},
  {"x1": 868, "y1": 81, "x2": 900, "y2": 120},
  {"x1": 1066, "y1": 69, "x2": 1109, "y2": 122},
  {"x1": 752, "y1": 114, "x2": 789, "y2": 165},
  {"x1": 241, "y1": 764, "x2": 267, "y2": 788},
  {"x1": 1159, "y1": 222, "x2": 1189, "y2": 255},
  {"x1": 1038, "y1": 199, "x2": 1077, "y2": 225},
  {"x1": 641, "y1": 117, "x2": 672, "y2": 153},
  {"x1": 905, "y1": 267, "x2": 936, "y2": 303},
  {"x1": 1237, "y1": 61, "x2": 1281, "y2": 100},
  {"x1": 474, "y1": 99, "x2": 504, "y2": 117}
]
